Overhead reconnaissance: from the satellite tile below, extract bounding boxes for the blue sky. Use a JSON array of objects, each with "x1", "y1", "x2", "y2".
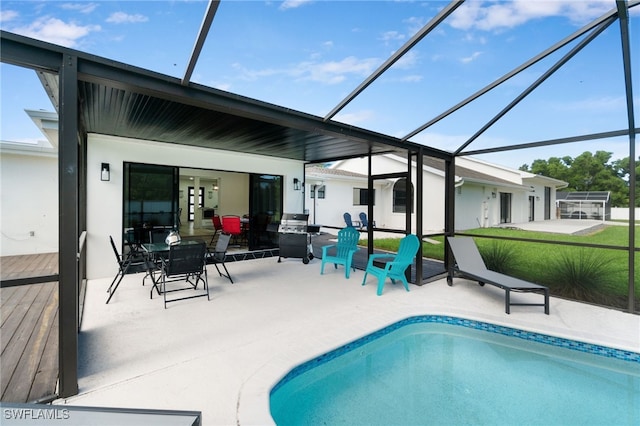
[{"x1": 1, "y1": 0, "x2": 638, "y2": 168}]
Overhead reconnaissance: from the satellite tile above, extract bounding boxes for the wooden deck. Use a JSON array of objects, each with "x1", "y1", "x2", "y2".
[
  {"x1": 1, "y1": 253, "x2": 58, "y2": 281},
  {"x1": 1, "y1": 253, "x2": 59, "y2": 403}
]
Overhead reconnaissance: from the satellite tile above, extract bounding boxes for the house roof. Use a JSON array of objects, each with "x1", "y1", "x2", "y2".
[
  {"x1": 454, "y1": 164, "x2": 528, "y2": 189},
  {"x1": 306, "y1": 166, "x2": 368, "y2": 180}
]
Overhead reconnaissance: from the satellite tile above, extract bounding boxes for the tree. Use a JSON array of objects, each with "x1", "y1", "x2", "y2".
[
  {"x1": 520, "y1": 151, "x2": 633, "y2": 207},
  {"x1": 613, "y1": 155, "x2": 640, "y2": 207}
]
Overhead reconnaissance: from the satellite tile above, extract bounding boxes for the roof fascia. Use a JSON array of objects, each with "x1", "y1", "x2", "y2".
[
  {"x1": 461, "y1": 176, "x2": 529, "y2": 191},
  {"x1": 0, "y1": 141, "x2": 57, "y2": 157}
]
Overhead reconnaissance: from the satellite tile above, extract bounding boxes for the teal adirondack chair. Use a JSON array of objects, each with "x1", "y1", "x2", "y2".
[
  {"x1": 362, "y1": 234, "x2": 420, "y2": 295},
  {"x1": 320, "y1": 227, "x2": 360, "y2": 278}
]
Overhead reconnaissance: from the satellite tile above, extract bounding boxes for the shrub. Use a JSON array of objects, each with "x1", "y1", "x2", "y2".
[
  {"x1": 479, "y1": 241, "x2": 517, "y2": 275},
  {"x1": 546, "y1": 249, "x2": 619, "y2": 304}
]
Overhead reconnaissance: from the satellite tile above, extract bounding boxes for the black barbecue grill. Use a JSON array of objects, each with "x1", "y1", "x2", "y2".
[{"x1": 277, "y1": 213, "x2": 314, "y2": 264}]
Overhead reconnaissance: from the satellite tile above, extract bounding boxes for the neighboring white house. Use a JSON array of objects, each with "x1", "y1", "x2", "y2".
[
  {"x1": 0, "y1": 110, "x2": 59, "y2": 256},
  {"x1": 305, "y1": 154, "x2": 568, "y2": 233}
]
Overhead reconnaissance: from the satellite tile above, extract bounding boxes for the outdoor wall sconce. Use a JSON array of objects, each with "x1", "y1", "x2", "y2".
[
  {"x1": 293, "y1": 178, "x2": 301, "y2": 191},
  {"x1": 101, "y1": 163, "x2": 110, "y2": 181},
  {"x1": 491, "y1": 191, "x2": 497, "y2": 198}
]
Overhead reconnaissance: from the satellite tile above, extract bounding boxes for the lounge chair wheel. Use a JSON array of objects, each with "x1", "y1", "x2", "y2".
[
  {"x1": 308, "y1": 253, "x2": 314, "y2": 260},
  {"x1": 478, "y1": 281, "x2": 485, "y2": 286},
  {"x1": 303, "y1": 257, "x2": 309, "y2": 264}
]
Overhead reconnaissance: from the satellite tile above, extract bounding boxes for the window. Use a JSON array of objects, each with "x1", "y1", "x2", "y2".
[
  {"x1": 310, "y1": 185, "x2": 325, "y2": 199},
  {"x1": 393, "y1": 179, "x2": 414, "y2": 213},
  {"x1": 353, "y1": 188, "x2": 375, "y2": 205}
]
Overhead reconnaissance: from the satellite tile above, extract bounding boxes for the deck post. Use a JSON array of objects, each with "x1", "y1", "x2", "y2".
[{"x1": 58, "y1": 53, "x2": 79, "y2": 397}]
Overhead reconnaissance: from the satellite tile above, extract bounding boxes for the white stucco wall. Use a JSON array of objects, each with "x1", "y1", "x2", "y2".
[
  {"x1": 455, "y1": 184, "x2": 493, "y2": 230},
  {"x1": 304, "y1": 176, "x2": 385, "y2": 229},
  {"x1": 1, "y1": 149, "x2": 59, "y2": 255},
  {"x1": 87, "y1": 134, "x2": 305, "y2": 279},
  {"x1": 332, "y1": 154, "x2": 563, "y2": 232},
  {"x1": 330, "y1": 156, "x2": 446, "y2": 233}
]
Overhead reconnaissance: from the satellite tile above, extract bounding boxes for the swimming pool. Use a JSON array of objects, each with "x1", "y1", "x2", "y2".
[{"x1": 270, "y1": 316, "x2": 640, "y2": 425}]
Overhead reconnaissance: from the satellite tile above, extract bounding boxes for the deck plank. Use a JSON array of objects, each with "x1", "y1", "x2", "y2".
[
  {"x1": 0, "y1": 253, "x2": 58, "y2": 281},
  {"x1": 1, "y1": 285, "x2": 30, "y2": 327},
  {"x1": 0, "y1": 281, "x2": 58, "y2": 403},
  {"x1": 28, "y1": 308, "x2": 59, "y2": 402},
  {"x1": 6, "y1": 283, "x2": 57, "y2": 402},
  {"x1": 0, "y1": 285, "x2": 38, "y2": 355}
]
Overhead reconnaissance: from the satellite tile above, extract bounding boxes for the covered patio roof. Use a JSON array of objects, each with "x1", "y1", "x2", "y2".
[{"x1": 2, "y1": 30, "x2": 448, "y2": 165}]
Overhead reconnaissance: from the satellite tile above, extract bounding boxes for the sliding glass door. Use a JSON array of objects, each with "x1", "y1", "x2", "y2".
[
  {"x1": 248, "y1": 174, "x2": 282, "y2": 250},
  {"x1": 123, "y1": 162, "x2": 179, "y2": 245}
]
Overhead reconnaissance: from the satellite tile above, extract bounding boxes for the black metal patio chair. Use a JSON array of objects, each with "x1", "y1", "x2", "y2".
[
  {"x1": 157, "y1": 241, "x2": 210, "y2": 308},
  {"x1": 209, "y1": 232, "x2": 234, "y2": 284},
  {"x1": 106, "y1": 235, "x2": 157, "y2": 304}
]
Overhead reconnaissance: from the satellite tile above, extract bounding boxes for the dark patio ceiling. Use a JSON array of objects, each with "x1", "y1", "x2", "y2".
[{"x1": 2, "y1": 30, "x2": 449, "y2": 165}]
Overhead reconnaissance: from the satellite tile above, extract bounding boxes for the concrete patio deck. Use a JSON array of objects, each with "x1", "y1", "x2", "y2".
[{"x1": 55, "y1": 252, "x2": 639, "y2": 425}]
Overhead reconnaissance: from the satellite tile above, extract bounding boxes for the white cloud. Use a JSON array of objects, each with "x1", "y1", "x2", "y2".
[
  {"x1": 333, "y1": 109, "x2": 376, "y2": 126},
  {"x1": 393, "y1": 50, "x2": 419, "y2": 69},
  {"x1": 106, "y1": 12, "x2": 148, "y2": 24},
  {"x1": 61, "y1": 3, "x2": 99, "y2": 14},
  {"x1": 11, "y1": 16, "x2": 100, "y2": 48},
  {"x1": 0, "y1": 10, "x2": 19, "y2": 23},
  {"x1": 279, "y1": 0, "x2": 314, "y2": 11},
  {"x1": 231, "y1": 55, "x2": 380, "y2": 86},
  {"x1": 295, "y1": 56, "x2": 381, "y2": 84},
  {"x1": 231, "y1": 62, "x2": 279, "y2": 82},
  {"x1": 553, "y1": 96, "x2": 626, "y2": 112},
  {"x1": 213, "y1": 82, "x2": 232, "y2": 92},
  {"x1": 400, "y1": 74, "x2": 423, "y2": 83},
  {"x1": 411, "y1": 131, "x2": 471, "y2": 151},
  {"x1": 460, "y1": 51, "x2": 483, "y2": 64},
  {"x1": 404, "y1": 16, "x2": 427, "y2": 36},
  {"x1": 380, "y1": 30, "x2": 405, "y2": 44},
  {"x1": 449, "y1": 0, "x2": 612, "y2": 32}
]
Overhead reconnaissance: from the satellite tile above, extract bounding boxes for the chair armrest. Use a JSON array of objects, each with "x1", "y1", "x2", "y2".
[
  {"x1": 365, "y1": 254, "x2": 395, "y2": 267},
  {"x1": 321, "y1": 244, "x2": 337, "y2": 255}
]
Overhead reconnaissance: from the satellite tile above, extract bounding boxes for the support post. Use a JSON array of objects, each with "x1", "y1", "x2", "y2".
[
  {"x1": 58, "y1": 53, "x2": 79, "y2": 397},
  {"x1": 415, "y1": 148, "x2": 424, "y2": 284},
  {"x1": 444, "y1": 157, "x2": 456, "y2": 277}
]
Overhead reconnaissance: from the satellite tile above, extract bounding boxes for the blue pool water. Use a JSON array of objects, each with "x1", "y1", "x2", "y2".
[{"x1": 270, "y1": 316, "x2": 640, "y2": 425}]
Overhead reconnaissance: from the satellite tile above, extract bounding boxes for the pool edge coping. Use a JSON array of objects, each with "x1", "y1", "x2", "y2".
[{"x1": 237, "y1": 311, "x2": 640, "y2": 425}]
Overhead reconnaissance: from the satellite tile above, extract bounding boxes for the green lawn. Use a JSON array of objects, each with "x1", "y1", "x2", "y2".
[{"x1": 364, "y1": 225, "x2": 639, "y2": 311}]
